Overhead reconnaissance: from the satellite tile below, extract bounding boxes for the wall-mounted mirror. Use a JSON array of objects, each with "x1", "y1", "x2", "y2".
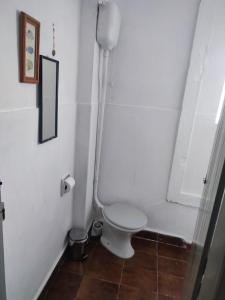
[{"x1": 39, "y1": 55, "x2": 59, "y2": 143}]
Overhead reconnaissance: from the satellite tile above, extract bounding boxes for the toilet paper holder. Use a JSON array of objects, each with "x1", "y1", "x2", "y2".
[{"x1": 61, "y1": 175, "x2": 76, "y2": 196}]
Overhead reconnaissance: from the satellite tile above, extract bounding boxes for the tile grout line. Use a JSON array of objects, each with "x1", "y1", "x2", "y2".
[
  {"x1": 135, "y1": 234, "x2": 191, "y2": 249},
  {"x1": 74, "y1": 241, "x2": 98, "y2": 300},
  {"x1": 135, "y1": 235, "x2": 189, "y2": 249},
  {"x1": 85, "y1": 274, "x2": 124, "y2": 286},
  {"x1": 134, "y1": 236, "x2": 158, "y2": 242},
  {"x1": 157, "y1": 240, "x2": 190, "y2": 249},
  {"x1": 74, "y1": 277, "x2": 83, "y2": 300},
  {"x1": 157, "y1": 254, "x2": 189, "y2": 263},
  {"x1": 116, "y1": 260, "x2": 125, "y2": 300}
]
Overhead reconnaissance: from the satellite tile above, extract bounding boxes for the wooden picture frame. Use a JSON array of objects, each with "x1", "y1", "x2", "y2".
[{"x1": 19, "y1": 12, "x2": 40, "y2": 83}]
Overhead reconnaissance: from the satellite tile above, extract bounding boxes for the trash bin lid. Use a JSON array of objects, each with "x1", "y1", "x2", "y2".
[{"x1": 69, "y1": 228, "x2": 88, "y2": 242}]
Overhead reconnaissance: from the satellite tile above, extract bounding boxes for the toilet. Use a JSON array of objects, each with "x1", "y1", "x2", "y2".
[{"x1": 101, "y1": 203, "x2": 148, "y2": 258}]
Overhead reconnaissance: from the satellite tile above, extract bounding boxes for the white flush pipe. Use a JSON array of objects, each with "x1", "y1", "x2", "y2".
[
  {"x1": 93, "y1": 49, "x2": 109, "y2": 215},
  {"x1": 94, "y1": 1, "x2": 121, "y2": 216}
]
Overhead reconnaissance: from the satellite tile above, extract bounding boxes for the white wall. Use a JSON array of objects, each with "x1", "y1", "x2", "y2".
[
  {"x1": 0, "y1": 1, "x2": 80, "y2": 299},
  {"x1": 98, "y1": 0, "x2": 200, "y2": 241},
  {"x1": 73, "y1": 0, "x2": 99, "y2": 233}
]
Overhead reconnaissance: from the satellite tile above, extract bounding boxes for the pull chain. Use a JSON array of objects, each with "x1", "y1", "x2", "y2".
[{"x1": 52, "y1": 23, "x2": 56, "y2": 56}]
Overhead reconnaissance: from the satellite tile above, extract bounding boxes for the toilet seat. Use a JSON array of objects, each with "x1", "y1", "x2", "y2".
[{"x1": 103, "y1": 203, "x2": 147, "y2": 231}]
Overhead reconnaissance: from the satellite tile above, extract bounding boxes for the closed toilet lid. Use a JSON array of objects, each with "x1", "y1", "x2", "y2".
[{"x1": 103, "y1": 203, "x2": 147, "y2": 230}]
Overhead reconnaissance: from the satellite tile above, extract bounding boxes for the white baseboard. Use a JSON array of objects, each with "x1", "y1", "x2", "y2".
[
  {"x1": 32, "y1": 243, "x2": 68, "y2": 300},
  {"x1": 144, "y1": 226, "x2": 192, "y2": 244}
]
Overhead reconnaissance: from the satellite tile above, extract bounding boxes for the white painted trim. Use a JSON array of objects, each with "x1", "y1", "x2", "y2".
[
  {"x1": 32, "y1": 243, "x2": 67, "y2": 300},
  {"x1": 167, "y1": 0, "x2": 217, "y2": 208},
  {"x1": 184, "y1": 13, "x2": 225, "y2": 295}
]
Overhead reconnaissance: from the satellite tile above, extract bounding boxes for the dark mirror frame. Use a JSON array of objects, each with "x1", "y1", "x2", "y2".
[{"x1": 38, "y1": 55, "x2": 59, "y2": 144}]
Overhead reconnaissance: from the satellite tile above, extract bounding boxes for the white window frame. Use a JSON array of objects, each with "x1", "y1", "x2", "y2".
[{"x1": 167, "y1": 0, "x2": 224, "y2": 208}]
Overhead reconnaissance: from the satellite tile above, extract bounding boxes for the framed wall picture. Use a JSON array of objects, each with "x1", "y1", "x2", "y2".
[{"x1": 19, "y1": 12, "x2": 40, "y2": 83}]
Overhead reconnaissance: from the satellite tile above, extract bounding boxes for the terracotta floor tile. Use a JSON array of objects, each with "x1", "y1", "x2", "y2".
[
  {"x1": 158, "y1": 234, "x2": 186, "y2": 247},
  {"x1": 122, "y1": 266, "x2": 157, "y2": 292},
  {"x1": 158, "y1": 256, "x2": 188, "y2": 277},
  {"x1": 125, "y1": 251, "x2": 157, "y2": 271},
  {"x1": 44, "y1": 272, "x2": 82, "y2": 300},
  {"x1": 86, "y1": 258, "x2": 123, "y2": 283},
  {"x1": 158, "y1": 273, "x2": 184, "y2": 298},
  {"x1": 39, "y1": 233, "x2": 191, "y2": 299},
  {"x1": 132, "y1": 237, "x2": 157, "y2": 255},
  {"x1": 118, "y1": 285, "x2": 157, "y2": 300},
  {"x1": 158, "y1": 243, "x2": 190, "y2": 261},
  {"x1": 134, "y1": 231, "x2": 158, "y2": 241},
  {"x1": 51, "y1": 269, "x2": 82, "y2": 284},
  {"x1": 158, "y1": 295, "x2": 174, "y2": 300},
  {"x1": 60, "y1": 260, "x2": 88, "y2": 276},
  {"x1": 45, "y1": 289, "x2": 77, "y2": 300},
  {"x1": 93, "y1": 244, "x2": 124, "y2": 266},
  {"x1": 41, "y1": 264, "x2": 63, "y2": 292},
  {"x1": 76, "y1": 276, "x2": 118, "y2": 300}
]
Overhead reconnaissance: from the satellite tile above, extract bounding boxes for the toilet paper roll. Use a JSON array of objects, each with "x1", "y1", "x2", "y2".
[{"x1": 63, "y1": 175, "x2": 75, "y2": 193}]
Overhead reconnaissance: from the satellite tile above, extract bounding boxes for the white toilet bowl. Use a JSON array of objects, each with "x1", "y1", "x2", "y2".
[{"x1": 101, "y1": 203, "x2": 148, "y2": 258}]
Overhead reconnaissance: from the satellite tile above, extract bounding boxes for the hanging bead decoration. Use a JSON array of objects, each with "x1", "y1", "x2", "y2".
[{"x1": 52, "y1": 23, "x2": 56, "y2": 56}]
